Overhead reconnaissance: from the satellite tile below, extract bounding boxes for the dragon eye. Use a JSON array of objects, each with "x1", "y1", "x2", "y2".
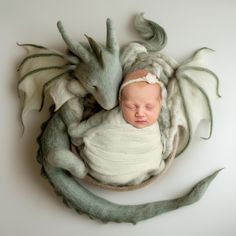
[
  {"x1": 92, "y1": 85, "x2": 98, "y2": 91},
  {"x1": 86, "y1": 83, "x2": 98, "y2": 91}
]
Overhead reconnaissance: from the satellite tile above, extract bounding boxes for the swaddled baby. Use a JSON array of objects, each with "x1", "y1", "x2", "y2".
[{"x1": 68, "y1": 69, "x2": 167, "y2": 186}]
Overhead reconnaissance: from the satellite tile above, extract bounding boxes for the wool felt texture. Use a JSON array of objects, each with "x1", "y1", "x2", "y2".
[{"x1": 17, "y1": 13, "x2": 221, "y2": 223}]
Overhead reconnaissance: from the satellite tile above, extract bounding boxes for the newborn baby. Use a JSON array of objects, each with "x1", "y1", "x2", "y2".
[{"x1": 68, "y1": 69, "x2": 166, "y2": 186}]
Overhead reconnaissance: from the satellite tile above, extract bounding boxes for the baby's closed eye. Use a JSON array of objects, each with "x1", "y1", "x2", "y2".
[
  {"x1": 125, "y1": 104, "x2": 136, "y2": 109},
  {"x1": 145, "y1": 104, "x2": 154, "y2": 110}
]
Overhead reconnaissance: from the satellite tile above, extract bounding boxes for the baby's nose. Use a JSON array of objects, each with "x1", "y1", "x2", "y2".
[{"x1": 135, "y1": 108, "x2": 145, "y2": 117}]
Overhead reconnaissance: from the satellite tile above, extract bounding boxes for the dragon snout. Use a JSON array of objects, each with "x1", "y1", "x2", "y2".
[
  {"x1": 97, "y1": 91, "x2": 119, "y2": 110},
  {"x1": 102, "y1": 102, "x2": 118, "y2": 110}
]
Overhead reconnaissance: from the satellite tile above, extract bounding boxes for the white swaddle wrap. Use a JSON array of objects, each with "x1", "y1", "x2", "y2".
[{"x1": 70, "y1": 108, "x2": 165, "y2": 185}]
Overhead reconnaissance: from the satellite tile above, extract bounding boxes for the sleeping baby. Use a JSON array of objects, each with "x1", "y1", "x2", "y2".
[{"x1": 68, "y1": 69, "x2": 167, "y2": 186}]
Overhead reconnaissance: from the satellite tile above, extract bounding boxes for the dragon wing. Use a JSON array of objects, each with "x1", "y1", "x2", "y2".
[
  {"x1": 174, "y1": 47, "x2": 221, "y2": 155},
  {"x1": 17, "y1": 43, "x2": 79, "y2": 127}
]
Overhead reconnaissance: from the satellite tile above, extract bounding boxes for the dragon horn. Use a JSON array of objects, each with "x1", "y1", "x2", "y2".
[
  {"x1": 106, "y1": 18, "x2": 119, "y2": 53},
  {"x1": 84, "y1": 34, "x2": 104, "y2": 67},
  {"x1": 57, "y1": 21, "x2": 90, "y2": 63}
]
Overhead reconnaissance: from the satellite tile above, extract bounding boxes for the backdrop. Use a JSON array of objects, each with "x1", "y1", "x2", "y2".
[{"x1": 1, "y1": 0, "x2": 235, "y2": 235}]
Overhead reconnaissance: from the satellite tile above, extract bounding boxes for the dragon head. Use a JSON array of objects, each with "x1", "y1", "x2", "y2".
[{"x1": 57, "y1": 19, "x2": 122, "y2": 110}]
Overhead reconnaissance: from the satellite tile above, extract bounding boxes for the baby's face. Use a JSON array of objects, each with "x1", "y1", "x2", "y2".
[{"x1": 120, "y1": 82, "x2": 162, "y2": 128}]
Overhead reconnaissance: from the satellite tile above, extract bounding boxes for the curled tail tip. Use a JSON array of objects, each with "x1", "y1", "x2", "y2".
[
  {"x1": 197, "y1": 168, "x2": 222, "y2": 190},
  {"x1": 179, "y1": 168, "x2": 223, "y2": 207},
  {"x1": 196, "y1": 168, "x2": 223, "y2": 191},
  {"x1": 213, "y1": 167, "x2": 224, "y2": 175}
]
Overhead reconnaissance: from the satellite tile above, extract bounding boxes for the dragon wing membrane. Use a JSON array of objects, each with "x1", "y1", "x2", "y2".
[
  {"x1": 17, "y1": 44, "x2": 78, "y2": 127},
  {"x1": 175, "y1": 48, "x2": 221, "y2": 155}
]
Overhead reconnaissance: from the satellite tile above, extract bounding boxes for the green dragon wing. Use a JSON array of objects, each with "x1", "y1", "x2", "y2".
[
  {"x1": 17, "y1": 43, "x2": 79, "y2": 127},
  {"x1": 174, "y1": 47, "x2": 221, "y2": 155}
]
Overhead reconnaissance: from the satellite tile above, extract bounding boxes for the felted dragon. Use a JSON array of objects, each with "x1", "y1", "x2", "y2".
[{"x1": 17, "y1": 13, "x2": 221, "y2": 224}]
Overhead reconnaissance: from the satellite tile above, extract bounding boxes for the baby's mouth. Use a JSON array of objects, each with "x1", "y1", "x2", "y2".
[{"x1": 135, "y1": 120, "x2": 147, "y2": 123}]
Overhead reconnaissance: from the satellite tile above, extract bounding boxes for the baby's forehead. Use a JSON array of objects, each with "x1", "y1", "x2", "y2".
[
  {"x1": 122, "y1": 82, "x2": 161, "y2": 96},
  {"x1": 120, "y1": 84, "x2": 161, "y2": 105}
]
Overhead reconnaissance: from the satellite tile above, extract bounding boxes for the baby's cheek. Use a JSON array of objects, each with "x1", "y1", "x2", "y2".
[
  {"x1": 123, "y1": 108, "x2": 132, "y2": 117},
  {"x1": 151, "y1": 109, "x2": 161, "y2": 121},
  {"x1": 122, "y1": 109, "x2": 134, "y2": 122}
]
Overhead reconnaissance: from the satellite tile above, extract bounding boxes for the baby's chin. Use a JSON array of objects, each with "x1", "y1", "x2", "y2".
[{"x1": 131, "y1": 120, "x2": 153, "y2": 128}]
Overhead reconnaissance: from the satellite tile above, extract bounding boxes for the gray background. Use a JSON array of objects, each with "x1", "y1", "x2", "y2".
[{"x1": 1, "y1": 0, "x2": 235, "y2": 235}]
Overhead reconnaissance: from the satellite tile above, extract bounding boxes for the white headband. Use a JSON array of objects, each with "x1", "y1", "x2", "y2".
[{"x1": 119, "y1": 73, "x2": 166, "y2": 106}]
